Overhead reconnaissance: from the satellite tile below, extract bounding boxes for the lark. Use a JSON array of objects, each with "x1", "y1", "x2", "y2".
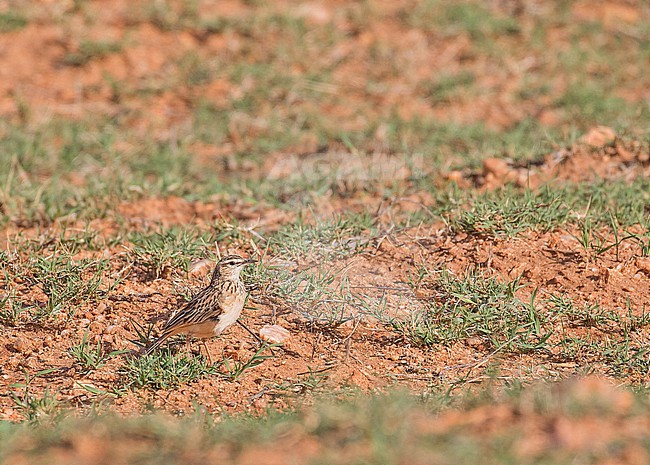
[{"x1": 145, "y1": 254, "x2": 255, "y2": 358}]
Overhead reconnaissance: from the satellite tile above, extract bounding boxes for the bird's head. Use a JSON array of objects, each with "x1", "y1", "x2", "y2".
[{"x1": 211, "y1": 254, "x2": 255, "y2": 282}]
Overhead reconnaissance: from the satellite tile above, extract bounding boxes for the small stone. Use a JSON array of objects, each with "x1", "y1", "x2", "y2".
[
  {"x1": 293, "y1": 3, "x2": 332, "y2": 25},
  {"x1": 94, "y1": 302, "x2": 108, "y2": 316},
  {"x1": 580, "y1": 126, "x2": 616, "y2": 147},
  {"x1": 12, "y1": 338, "x2": 27, "y2": 352},
  {"x1": 259, "y1": 325, "x2": 291, "y2": 344},
  {"x1": 189, "y1": 259, "x2": 212, "y2": 275},
  {"x1": 446, "y1": 170, "x2": 464, "y2": 183},
  {"x1": 32, "y1": 338, "x2": 43, "y2": 351},
  {"x1": 615, "y1": 143, "x2": 635, "y2": 162},
  {"x1": 89, "y1": 321, "x2": 104, "y2": 334},
  {"x1": 483, "y1": 158, "x2": 518, "y2": 188},
  {"x1": 636, "y1": 257, "x2": 650, "y2": 275},
  {"x1": 483, "y1": 158, "x2": 510, "y2": 178}
]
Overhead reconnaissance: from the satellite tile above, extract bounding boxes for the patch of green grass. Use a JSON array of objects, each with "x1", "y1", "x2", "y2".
[
  {"x1": 268, "y1": 214, "x2": 374, "y2": 261},
  {"x1": 0, "y1": 118, "x2": 238, "y2": 224},
  {"x1": 557, "y1": 335, "x2": 649, "y2": 378},
  {"x1": 177, "y1": 51, "x2": 214, "y2": 87},
  {"x1": 549, "y1": 294, "x2": 650, "y2": 377},
  {"x1": 568, "y1": 215, "x2": 644, "y2": 262},
  {"x1": 119, "y1": 349, "x2": 218, "y2": 391},
  {"x1": 10, "y1": 388, "x2": 62, "y2": 426},
  {"x1": 0, "y1": 291, "x2": 25, "y2": 326},
  {"x1": 450, "y1": 186, "x2": 570, "y2": 236},
  {"x1": 68, "y1": 331, "x2": 126, "y2": 374},
  {"x1": 191, "y1": 101, "x2": 231, "y2": 147},
  {"x1": 555, "y1": 82, "x2": 640, "y2": 128},
  {"x1": 451, "y1": 178, "x2": 650, "y2": 237},
  {"x1": 548, "y1": 293, "x2": 621, "y2": 328},
  {"x1": 9, "y1": 226, "x2": 112, "y2": 256},
  {"x1": 222, "y1": 344, "x2": 277, "y2": 381},
  {"x1": 128, "y1": 228, "x2": 216, "y2": 279},
  {"x1": 0, "y1": 121, "x2": 118, "y2": 225},
  {"x1": 570, "y1": 178, "x2": 650, "y2": 228},
  {"x1": 248, "y1": 261, "x2": 362, "y2": 329},
  {"x1": 390, "y1": 268, "x2": 551, "y2": 352},
  {"x1": 387, "y1": 264, "x2": 650, "y2": 377},
  {"x1": 350, "y1": 117, "x2": 557, "y2": 169},
  {"x1": 62, "y1": 40, "x2": 122, "y2": 66},
  {"x1": 403, "y1": 1, "x2": 520, "y2": 39},
  {"x1": 139, "y1": 0, "x2": 199, "y2": 31},
  {"x1": 0, "y1": 110, "x2": 646, "y2": 225},
  {"x1": 29, "y1": 255, "x2": 109, "y2": 320},
  {"x1": 440, "y1": 2, "x2": 520, "y2": 40},
  {"x1": 0, "y1": 11, "x2": 27, "y2": 32},
  {"x1": 9, "y1": 369, "x2": 64, "y2": 425},
  {"x1": 417, "y1": 71, "x2": 476, "y2": 104},
  {"x1": 193, "y1": 118, "x2": 643, "y2": 212},
  {"x1": 122, "y1": 326, "x2": 274, "y2": 389}
]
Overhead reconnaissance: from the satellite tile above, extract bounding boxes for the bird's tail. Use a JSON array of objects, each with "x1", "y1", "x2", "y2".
[{"x1": 144, "y1": 331, "x2": 171, "y2": 356}]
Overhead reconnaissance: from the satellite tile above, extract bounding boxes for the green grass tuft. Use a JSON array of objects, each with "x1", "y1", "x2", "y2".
[{"x1": 119, "y1": 349, "x2": 218, "y2": 391}]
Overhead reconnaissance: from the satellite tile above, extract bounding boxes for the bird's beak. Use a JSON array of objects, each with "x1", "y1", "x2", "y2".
[{"x1": 245, "y1": 258, "x2": 256, "y2": 265}]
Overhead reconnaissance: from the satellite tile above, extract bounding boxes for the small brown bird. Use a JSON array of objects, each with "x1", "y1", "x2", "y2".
[{"x1": 145, "y1": 254, "x2": 255, "y2": 357}]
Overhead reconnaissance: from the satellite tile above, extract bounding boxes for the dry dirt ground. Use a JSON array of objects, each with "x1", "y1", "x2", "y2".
[
  {"x1": 1, "y1": 0, "x2": 649, "y2": 463},
  {"x1": 2, "y1": 138, "x2": 649, "y2": 420}
]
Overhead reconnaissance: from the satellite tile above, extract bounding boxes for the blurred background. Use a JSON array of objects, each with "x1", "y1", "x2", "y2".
[{"x1": 0, "y1": 0, "x2": 648, "y2": 218}]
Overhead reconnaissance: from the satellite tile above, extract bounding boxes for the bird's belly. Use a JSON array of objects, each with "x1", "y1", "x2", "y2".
[
  {"x1": 185, "y1": 320, "x2": 220, "y2": 339},
  {"x1": 214, "y1": 298, "x2": 245, "y2": 335}
]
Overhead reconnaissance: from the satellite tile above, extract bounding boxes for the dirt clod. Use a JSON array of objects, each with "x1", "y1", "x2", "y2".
[
  {"x1": 579, "y1": 126, "x2": 617, "y2": 148},
  {"x1": 12, "y1": 338, "x2": 28, "y2": 353}
]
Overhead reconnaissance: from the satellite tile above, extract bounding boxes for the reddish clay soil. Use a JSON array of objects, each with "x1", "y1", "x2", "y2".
[
  {"x1": 1, "y1": 5, "x2": 650, "y2": 457},
  {"x1": 1, "y1": 135, "x2": 649, "y2": 422}
]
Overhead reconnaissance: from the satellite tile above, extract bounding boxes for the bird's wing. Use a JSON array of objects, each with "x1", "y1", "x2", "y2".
[{"x1": 162, "y1": 287, "x2": 222, "y2": 331}]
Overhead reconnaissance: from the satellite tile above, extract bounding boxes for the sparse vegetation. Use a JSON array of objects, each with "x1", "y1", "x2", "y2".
[
  {"x1": 69, "y1": 331, "x2": 126, "y2": 374},
  {"x1": 1, "y1": 0, "x2": 649, "y2": 463},
  {"x1": 62, "y1": 40, "x2": 122, "y2": 66},
  {"x1": 29, "y1": 255, "x2": 109, "y2": 320},
  {"x1": 391, "y1": 268, "x2": 551, "y2": 351},
  {"x1": 119, "y1": 349, "x2": 218, "y2": 391},
  {"x1": 0, "y1": 11, "x2": 27, "y2": 32}
]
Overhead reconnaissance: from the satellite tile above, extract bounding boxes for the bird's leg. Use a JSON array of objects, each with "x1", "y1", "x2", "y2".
[
  {"x1": 202, "y1": 341, "x2": 214, "y2": 365},
  {"x1": 237, "y1": 320, "x2": 263, "y2": 344},
  {"x1": 237, "y1": 320, "x2": 275, "y2": 355}
]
